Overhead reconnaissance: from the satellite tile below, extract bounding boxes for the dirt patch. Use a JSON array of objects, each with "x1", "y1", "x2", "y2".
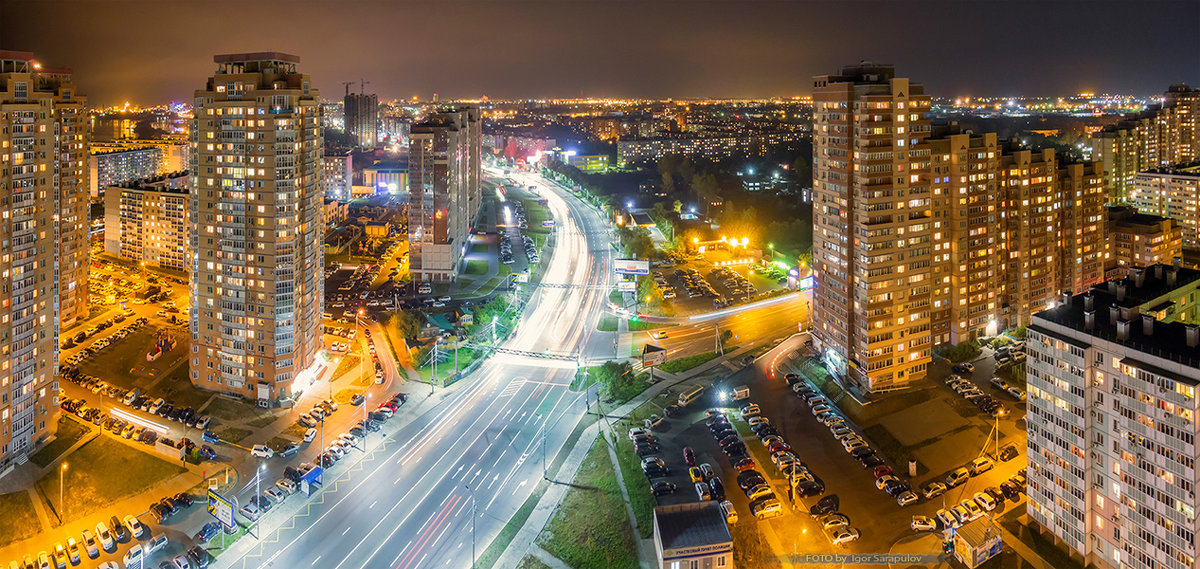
[{"x1": 875, "y1": 398, "x2": 965, "y2": 446}]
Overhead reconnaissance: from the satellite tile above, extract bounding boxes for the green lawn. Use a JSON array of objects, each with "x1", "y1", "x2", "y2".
[
  {"x1": 417, "y1": 348, "x2": 482, "y2": 385},
  {"x1": 597, "y1": 315, "x2": 618, "y2": 332},
  {"x1": 610, "y1": 435, "x2": 656, "y2": 538},
  {"x1": 658, "y1": 350, "x2": 721, "y2": 373},
  {"x1": 214, "y1": 426, "x2": 252, "y2": 445},
  {"x1": 29, "y1": 417, "x2": 89, "y2": 468},
  {"x1": 465, "y1": 259, "x2": 490, "y2": 275},
  {"x1": 520, "y1": 198, "x2": 553, "y2": 235},
  {"x1": 515, "y1": 556, "x2": 553, "y2": 569},
  {"x1": 538, "y1": 438, "x2": 639, "y2": 569},
  {"x1": 333, "y1": 354, "x2": 363, "y2": 381},
  {"x1": 0, "y1": 491, "x2": 41, "y2": 547},
  {"x1": 36, "y1": 437, "x2": 187, "y2": 523},
  {"x1": 471, "y1": 243, "x2": 489, "y2": 254},
  {"x1": 204, "y1": 396, "x2": 276, "y2": 425}
]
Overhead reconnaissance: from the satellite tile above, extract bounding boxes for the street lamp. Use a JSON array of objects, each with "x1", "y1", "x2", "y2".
[
  {"x1": 59, "y1": 462, "x2": 68, "y2": 523},
  {"x1": 254, "y1": 463, "x2": 266, "y2": 539}
]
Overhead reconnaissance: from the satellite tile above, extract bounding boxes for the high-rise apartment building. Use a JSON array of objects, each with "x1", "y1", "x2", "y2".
[
  {"x1": 1105, "y1": 206, "x2": 1183, "y2": 277},
  {"x1": 1026, "y1": 265, "x2": 1200, "y2": 569},
  {"x1": 190, "y1": 52, "x2": 324, "y2": 405},
  {"x1": 1089, "y1": 84, "x2": 1200, "y2": 201},
  {"x1": 344, "y1": 92, "x2": 378, "y2": 148},
  {"x1": 323, "y1": 152, "x2": 352, "y2": 199},
  {"x1": 89, "y1": 144, "x2": 163, "y2": 197},
  {"x1": 1132, "y1": 164, "x2": 1200, "y2": 252},
  {"x1": 812, "y1": 62, "x2": 934, "y2": 392},
  {"x1": 812, "y1": 63, "x2": 1108, "y2": 393},
  {"x1": 408, "y1": 106, "x2": 481, "y2": 282},
  {"x1": 104, "y1": 171, "x2": 190, "y2": 271},
  {"x1": 0, "y1": 51, "x2": 88, "y2": 466}
]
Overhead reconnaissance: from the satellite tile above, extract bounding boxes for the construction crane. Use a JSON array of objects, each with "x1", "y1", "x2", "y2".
[
  {"x1": 342, "y1": 81, "x2": 354, "y2": 97},
  {"x1": 359, "y1": 79, "x2": 370, "y2": 95}
]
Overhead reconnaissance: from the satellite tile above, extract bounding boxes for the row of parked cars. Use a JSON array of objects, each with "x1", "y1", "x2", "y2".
[
  {"x1": 911, "y1": 466, "x2": 1028, "y2": 532},
  {"x1": 8, "y1": 497, "x2": 208, "y2": 569},
  {"x1": 62, "y1": 315, "x2": 144, "y2": 365}
]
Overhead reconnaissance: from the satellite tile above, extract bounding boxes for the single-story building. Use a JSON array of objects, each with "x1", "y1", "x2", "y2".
[{"x1": 653, "y1": 502, "x2": 733, "y2": 569}]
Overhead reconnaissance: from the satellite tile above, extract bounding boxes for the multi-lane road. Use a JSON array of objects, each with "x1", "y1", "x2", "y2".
[{"x1": 218, "y1": 168, "x2": 615, "y2": 569}]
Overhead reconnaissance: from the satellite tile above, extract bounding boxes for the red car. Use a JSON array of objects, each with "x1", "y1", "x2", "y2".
[
  {"x1": 683, "y1": 446, "x2": 696, "y2": 466},
  {"x1": 874, "y1": 465, "x2": 894, "y2": 479},
  {"x1": 732, "y1": 457, "x2": 756, "y2": 472}
]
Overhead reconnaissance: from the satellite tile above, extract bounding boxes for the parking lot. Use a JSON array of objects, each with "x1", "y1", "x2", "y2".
[
  {"x1": 622, "y1": 338, "x2": 1031, "y2": 560},
  {"x1": 648, "y1": 256, "x2": 789, "y2": 316}
]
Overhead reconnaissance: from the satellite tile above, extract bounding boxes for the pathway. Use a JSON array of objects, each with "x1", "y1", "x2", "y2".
[{"x1": 603, "y1": 432, "x2": 654, "y2": 569}]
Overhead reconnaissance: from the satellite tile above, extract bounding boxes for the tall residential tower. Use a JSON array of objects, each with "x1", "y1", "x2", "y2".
[
  {"x1": 0, "y1": 51, "x2": 89, "y2": 466},
  {"x1": 407, "y1": 105, "x2": 481, "y2": 282},
  {"x1": 190, "y1": 52, "x2": 324, "y2": 405}
]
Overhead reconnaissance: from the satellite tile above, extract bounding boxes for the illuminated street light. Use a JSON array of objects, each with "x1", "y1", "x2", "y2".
[{"x1": 59, "y1": 462, "x2": 68, "y2": 523}]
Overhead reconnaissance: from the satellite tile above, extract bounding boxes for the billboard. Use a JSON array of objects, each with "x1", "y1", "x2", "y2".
[
  {"x1": 642, "y1": 345, "x2": 667, "y2": 366},
  {"x1": 207, "y1": 489, "x2": 235, "y2": 530},
  {"x1": 614, "y1": 259, "x2": 650, "y2": 275},
  {"x1": 617, "y1": 280, "x2": 637, "y2": 292},
  {"x1": 541, "y1": 220, "x2": 555, "y2": 228},
  {"x1": 798, "y1": 276, "x2": 815, "y2": 290}
]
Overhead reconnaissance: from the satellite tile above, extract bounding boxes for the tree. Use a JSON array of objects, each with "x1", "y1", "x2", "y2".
[
  {"x1": 591, "y1": 361, "x2": 642, "y2": 402},
  {"x1": 672, "y1": 200, "x2": 683, "y2": 214},
  {"x1": 791, "y1": 154, "x2": 813, "y2": 188},
  {"x1": 387, "y1": 310, "x2": 423, "y2": 340}
]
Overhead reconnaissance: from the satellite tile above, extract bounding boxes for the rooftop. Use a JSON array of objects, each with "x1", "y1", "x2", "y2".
[
  {"x1": 654, "y1": 502, "x2": 731, "y2": 552},
  {"x1": 1032, "y1": 262, "x2": 1200, "y2": 370},
  {"x1": 1138, "y1": 161, "x2": 1200, "y2": 178},
  {"x1": 110, "y1": 171, "x2": 190, "y2": 194},
  {"x1": 214, "y1": 52, "x2": 300, "y2": 64}
]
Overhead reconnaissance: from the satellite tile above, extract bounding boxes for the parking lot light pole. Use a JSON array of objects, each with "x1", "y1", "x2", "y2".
[
  {"x1": 254, "y1": 463, "x2": 266, "y2": 539},
  {"x1": 59, "y1": 462, "x2": 68, "y2": 523}
]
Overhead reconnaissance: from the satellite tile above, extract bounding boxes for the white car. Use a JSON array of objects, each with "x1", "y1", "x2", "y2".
[
  {"x1": 739, "y1": 404, "x2": 761, "y2": 419},
  {"x1": 831, "y1": 527, "x2": 860, "y2": 545},
  {"x1": 627, "y1": 427, "x2": 648, "y2": 440},
  {"x1": 936, "y1": 508, "x2": 961, "y2": 529},
  {"x1": 959, "y1": 499, "x2": 985, "y2": 521},
  {"x1": 896, "y1": 491, "x2": 919, "y2": 506},
  {"x1": 123, "y1": 514, "x2": 146, "y2": 538},
  {"x1": 1007, "y1": 386, "x2": 1027, "y2": 400},
  {"x1": 251, "y1": 445, "x2": 274, "y2": 459},
  {"x1": 94, "y1": 522, "x2": 115, "y2": 551},
  {"x1": 80, "y1": 531, "x2": 99, "y2": 558},
  {"x1": 338, "y1": 433, "x2": 358, "y2": 446},
  {"x1": 820, "y1": 513, "x2": 849, "y2": 530},
  {"x1": 699, "y1": 463, "x2": 716, "y2": 480},
  {"x1": 911, "y1": 515, "x2": 937, "y2": 531},
  {"x1": 974, "y1": 491, "x2": 998, "y2": 512},
  {"x1": 645, "y1": 414, "x2": 664, "y2": 429},
  {"x1": 811, "y1": 404, "x2": 831, "y2": 416},
  {"x1": 304, "y1": 428, "x2": 317, "y2": 442}
]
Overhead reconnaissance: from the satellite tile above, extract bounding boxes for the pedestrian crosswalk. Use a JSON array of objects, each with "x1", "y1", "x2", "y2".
[{"x1": 498, "y1": 379, "x2": 526, "y2": 398}]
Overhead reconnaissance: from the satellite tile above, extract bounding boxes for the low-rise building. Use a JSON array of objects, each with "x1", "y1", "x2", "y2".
[
  {"x1": 324, "y1": 199, "x2": 348, "y2": 224},
  {"x1": 652, "y1": 502, "x2": 733, "y2": 569},
  {"x1": 1105, "y1": 205, "x2": 1183, "y2": 277},
  {"x1": 617, "y1": 131, "x2": 805, "y2": 166},
  {"x1": 103, "y1": 171, "x2": 190, "y2": 271},
  {"x1": 363, "y1": 159, "x2": 408, "y2": 194}
]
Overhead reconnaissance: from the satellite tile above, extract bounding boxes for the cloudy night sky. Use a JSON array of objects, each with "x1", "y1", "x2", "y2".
[{"x1": 2, "y1": 0, "x2": 1197, "y2": 106}]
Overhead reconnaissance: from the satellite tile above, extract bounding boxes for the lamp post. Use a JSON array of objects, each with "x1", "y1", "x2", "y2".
[
  {"x1": 254, "y1": 463, "x2": 266, "y2": 539},
  {"x1": 357, "y1": 308, "x2": 365, "y2": 387},
  {"x1": 59, "y1": 462, "x2": 68, "y2": 523}
]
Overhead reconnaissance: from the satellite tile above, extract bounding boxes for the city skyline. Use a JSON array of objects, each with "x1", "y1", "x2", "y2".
[{"x1": 1, "y1": 0, "x2": 1196, "y2": 106}]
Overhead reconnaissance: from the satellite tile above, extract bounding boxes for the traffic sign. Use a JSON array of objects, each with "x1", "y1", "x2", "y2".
[{"x1": 207, "y1": 489, "x2": 235, "y2": 530}]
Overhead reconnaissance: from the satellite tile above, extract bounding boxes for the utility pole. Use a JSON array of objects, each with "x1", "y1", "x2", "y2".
[
  {"x1": 715, "y1": 324, "x2": 724, "y2": 355},
  {"x1": 59, "y1": 462, "x2": 68, "y2": 523},
  {"x1": 431, "y1": 339, "x2": 438, "y2": 396}
]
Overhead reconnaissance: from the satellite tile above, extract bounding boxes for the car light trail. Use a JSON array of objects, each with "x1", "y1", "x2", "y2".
[
  {"x1": 689, "y1": 291, "x2": 803, "y2": 321},
  {"x1": 109, "y1": 408, "x2": 169, "y2": 434}
]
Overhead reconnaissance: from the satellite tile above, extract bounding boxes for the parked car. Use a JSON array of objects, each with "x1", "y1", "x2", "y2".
[
  {"x1": 911, "y1": 515, "x2": 937, "y2": 531},
  {"x1": 251, "y1": 445, "x2": 274, "y2": 459}
]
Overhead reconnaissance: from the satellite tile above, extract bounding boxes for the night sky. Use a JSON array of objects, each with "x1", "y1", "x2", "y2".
[{"x1": 2, "y1": 0, "x2": 1197, "y2": 106}]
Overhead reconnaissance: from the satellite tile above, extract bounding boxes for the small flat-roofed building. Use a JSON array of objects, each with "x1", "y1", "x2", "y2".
[{"x1": 653, "y1": 502, "x2": 733, "y2": 569}]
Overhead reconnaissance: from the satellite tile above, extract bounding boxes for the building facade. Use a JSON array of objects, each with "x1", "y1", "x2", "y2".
[
  {"x1": 362, "y1": 159, "x2": 408, "y2": 194},
  {"x1": 0, "y1": 51, "x2": 89, "y2": 467},
  {"x1": 1026, "y1": 265, "x2": 1200, "y2": 569},
  {"x1": 616, "y1": 131, "x2": 805, "y2": 166},
  {"x1": 652, "y1": 502, "x2": 734, "y2": 569},
  {"x1": 89, "y1": 144, "x2": 163, "y2": 197},
  {"x1": 344, "y1": 92, "x2": 378, "y2": 148},
  {"x1": 812, "y1": 63, "x2": 1109, "y2": 393},
  {"x1": 1089, "y1": 84, "x2": 1200, "y2": 201},
  {"x1": 1106, "y1": 206, "x2": 1183, "y2": 277},
  {"x1": 408, "y1": 106, "x2": 481, "y2": 282},
  {"x1": 1132, "y1": 165, "x2": 1200, "y2": 252},
  {"x1": 190, "y1": 52, "x2": 324, "y2": 405},
  {"x1": 104, "y1": 172, "x2": 190, "y2": 271},
  {"x1": 323, "y1": 152, "x2": 352, "y2": 199}
]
